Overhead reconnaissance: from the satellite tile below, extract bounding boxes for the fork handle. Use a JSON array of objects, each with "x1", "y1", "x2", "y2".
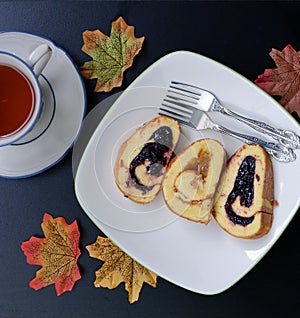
[
  {"x1": 215, "y1": 103, "x2": 300, "y2": 149},
  {"x1": 213, "y1": 124, "x2": 296, "y2": 162}
]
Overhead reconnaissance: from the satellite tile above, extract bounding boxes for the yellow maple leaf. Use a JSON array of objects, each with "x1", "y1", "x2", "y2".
[
  {"x1": 86, "y1": 236, "x2": 157, "y2": 303},
  {"x1": 80, "y1": 16, "x2": 145, "y2": 92}
]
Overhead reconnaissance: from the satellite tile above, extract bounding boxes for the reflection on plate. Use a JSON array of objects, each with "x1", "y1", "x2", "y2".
[
  {"x1": 94, "y1": 106, "x2": 178, "y2": 232},
  {"x1": 75, "y1": 51, "x2": 300, "y2": 295},
  {"x1": 75, "y1": 88, "x2": 222, "y2": 232},
  {"x1": 0, "y1": 31, "x2": 86, "y2": 178},
  {"x1": 94, "y1": 105, "x2": 221, "y2": 231}
]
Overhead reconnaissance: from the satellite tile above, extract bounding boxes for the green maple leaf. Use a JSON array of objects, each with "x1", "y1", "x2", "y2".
[{"x1": 80, "y1": 16, "x2": 145, "y2": 92}]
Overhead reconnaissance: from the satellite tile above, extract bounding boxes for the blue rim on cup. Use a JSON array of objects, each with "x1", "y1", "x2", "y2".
[{"x1": 0, "y1": 45, "x2": 52, "y2": 146}]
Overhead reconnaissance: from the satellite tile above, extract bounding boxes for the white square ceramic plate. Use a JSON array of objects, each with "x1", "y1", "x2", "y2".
[{"x1": 75, "y1": 51, "x2": 300, "y2": 294}]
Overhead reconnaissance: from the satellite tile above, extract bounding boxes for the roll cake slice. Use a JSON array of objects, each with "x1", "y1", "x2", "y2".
[
  {"x1": 162, "y1": 139, "x2": 226, "y2": 224},
  {"x1": 114, "y1": 115, "x2": 180, "y2": 204},
  {"x1": 212, "y1": 144, "x2": 274, "y2": 239}
]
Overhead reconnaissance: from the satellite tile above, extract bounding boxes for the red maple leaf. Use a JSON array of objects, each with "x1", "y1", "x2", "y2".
[
  {"x1": 255, "y1": 44, "x2": 300, "y2": 117},
  {"x1": 21, "y1": 213, "x2": 81, "y2": 296}
]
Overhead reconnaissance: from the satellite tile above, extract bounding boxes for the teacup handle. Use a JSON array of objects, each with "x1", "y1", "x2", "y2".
[{"x1": 28, "y1": 44, "x2": 52, "y2": 77}]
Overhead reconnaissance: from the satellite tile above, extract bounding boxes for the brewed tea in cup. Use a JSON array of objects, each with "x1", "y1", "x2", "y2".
[{"x1": 0, "y1": 44, "x2": 52, "y2": 146}]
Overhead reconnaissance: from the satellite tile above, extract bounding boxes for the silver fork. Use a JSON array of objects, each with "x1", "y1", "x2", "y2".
[
  {"x1": 166, "y1": 81, "x2": 300, "y2": 150},
  {"x1": 159, "y1": 102, "x2": 296, "y2": 162}
]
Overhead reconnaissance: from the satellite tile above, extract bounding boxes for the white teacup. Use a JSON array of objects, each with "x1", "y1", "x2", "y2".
[{"x1": 0, "y1": 44, "x2": 52, "y2": 146}]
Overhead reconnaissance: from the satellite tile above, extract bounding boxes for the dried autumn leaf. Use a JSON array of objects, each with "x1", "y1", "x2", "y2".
[
  {"x1": 80, "y1": 16, "x2": 145, "y2": 92},
  {"x1": 21, "y1": 213, "x2": 81, "y2": 296},
  {"x1": 255, "y1": 44, "x2": 300, "y2": 116},
  {"x1": 86, "y1": 236, "x2": 157, "y2": 303}
]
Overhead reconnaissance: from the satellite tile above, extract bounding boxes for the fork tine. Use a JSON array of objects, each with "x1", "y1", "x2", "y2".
[
  {"x1": 168, "y1": 87, "x2": 200, "y2": 103},
  {"x1": 167, "y1": 88, "x2": 198, "y2": 100},
  {"x1": 159, "y1": 109, "x2": 193, "y2": 128},
  {"x1": 166, "y1": 90, "x2": 199, "y2": 107},
  {"x1": 160, "y1": 104, "x2": 191, "y2": 121},
  {"x1": 159, "y1": 102, "x2": 194, "y2": 126},
  {"x1": 162, "y1": 98, "x2": 195, "y2": 114},
  {"x1": 161, "y1": 98, "x2": 195, "y2": 116},
  {"x1": 170, "y1": 81, "x2": 202, "y2": 96}
]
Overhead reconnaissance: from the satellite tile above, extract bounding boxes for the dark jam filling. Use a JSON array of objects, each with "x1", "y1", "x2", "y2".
[
  {"x1": 225, "y1": 156, "x2": 256, "y2": 226},
  {"x1": 129, "y1": 126, "x2": 173, "y2": 191},
  {"x1": 149, "y1": 126, "x2": 173, "y2": 149}
]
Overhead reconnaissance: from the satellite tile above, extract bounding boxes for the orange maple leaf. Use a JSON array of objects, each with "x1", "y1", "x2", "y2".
[
  {"x1": 255, "y1": 44, "x2": 300, "y2": 116},
  {"x1": 80, "y1": 16, "x2": 144, "y2": 92},
  {"x1": 21, "y1": 213, "x2": 81, "y2": 296}
]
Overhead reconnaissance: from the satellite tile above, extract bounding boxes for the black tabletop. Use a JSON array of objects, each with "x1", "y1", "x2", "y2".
[{"x1": 0, "y1": 1, "x2": 299, "y2": 318}]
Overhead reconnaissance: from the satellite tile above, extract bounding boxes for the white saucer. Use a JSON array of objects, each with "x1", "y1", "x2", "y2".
[{"x1": 0, "y1": 31, "x2": 86, "y2": 178}]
